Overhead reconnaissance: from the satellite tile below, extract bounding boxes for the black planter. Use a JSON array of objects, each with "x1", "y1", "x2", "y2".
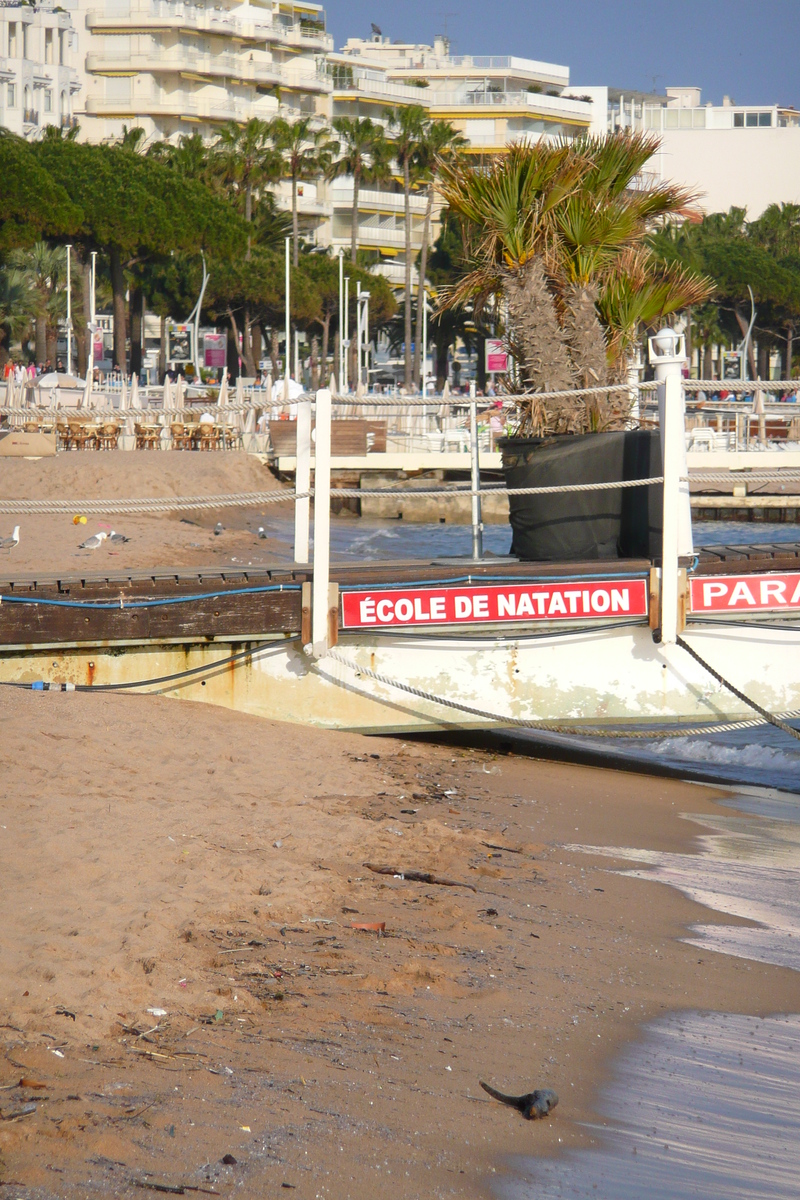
[{"x1": 498, "y1": 431, "x2": 663, "y2": 562}]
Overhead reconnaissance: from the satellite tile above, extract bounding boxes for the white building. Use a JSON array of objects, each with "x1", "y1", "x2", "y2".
[
  {"x1": 579, "y1": 84, "x2": 800, "y2": 218},
  {"x1": 0, "y1": 0, "x2": 81, "y2": 137},
  {"x1": 61, "y1": 0, "x2": 331, "y2": 145}
]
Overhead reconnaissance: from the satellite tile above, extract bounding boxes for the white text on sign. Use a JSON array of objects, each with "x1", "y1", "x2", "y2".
[{"x1": 690, "y1": 572, "x2": 800, "y2": 612}]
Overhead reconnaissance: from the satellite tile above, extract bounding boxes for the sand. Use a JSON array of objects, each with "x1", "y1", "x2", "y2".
[
  {"x1": 1, "y1": 691, "x2": 798, "y2": 1199},
  {"x1": 0, "y1": 452, "x2": 294, "y2": 576}
]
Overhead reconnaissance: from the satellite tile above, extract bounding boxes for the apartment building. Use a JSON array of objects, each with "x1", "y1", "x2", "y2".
[
  {"x1": 60, "y1": 0, "x2": 331, "y2": 145},
  {"x1": 0, "y1": 0, "x2": 81, "y2": 137},
  {"x1": 576, "y1": 84, "x2": 800, "y2": 217}
]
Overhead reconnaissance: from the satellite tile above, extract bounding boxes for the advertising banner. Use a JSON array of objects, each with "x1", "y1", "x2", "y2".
[{"x1": 690, "y1": 573, "x2": 800, "y2": 613}]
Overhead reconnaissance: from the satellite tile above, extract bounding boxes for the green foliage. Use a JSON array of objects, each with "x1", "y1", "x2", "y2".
[{"x1": 0, "y1": 131, "x2": 81, "y2": 253}]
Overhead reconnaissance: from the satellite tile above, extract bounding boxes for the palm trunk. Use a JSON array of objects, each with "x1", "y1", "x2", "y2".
[
  {"x1": 435, "y1": 333, "x2": 449, "y2": 392},
  {"x1": 242, "y1": 309, "x2": 256, "y2": 378},
  {"x1": 321, "y1": 312, "x2": 331, "y2": 382},
  {"x1": 245, "y1": 183, "x2": 252, "y2": 262},
  {"x1": 562, "y1": 282, "x2": 608, "y2": 390},
  {"x1": 158, "y1": 313, "x2": 167, "y2": 380},
  {"x1": 786, "y1": 324, "x2": 794, "y2": 379},
  {"x1": 412, "y1": 181, "x2": 434, "y2": 391},
  {"x1": 74, "y1": 253, "x2": 88, "y2": 377},
  {"x1": 506, "y1": 259, "x2": 574, "y2": 398},
  {"x1": 310, "y1": 335, "x2": 319, "y2": 390},
  {"x1": 270, "y1": 327, "x2": 280, "y2": 377},
  {"x1": 109, "y1": 246, "x2": 127, "y2": 372},
  {"x1": 130, "y1": 284, "x2": 143, "y2": 377},
  {"x1": 227, "y1": 309, "x2": 240, "y2": 380},
  {"x1": 251, "y1": 323, "x2": 262, "y2": 373},
  {"x1": 350, "y1": 166, "x2": 360, "y2": 264},
  {"x1": 34, "y1": 315, "x2": 47, "y2": 365},
  {"x1": 403, "y1": 157, "x2": 412, "y2": 391},
  {"x1": 702, "y1": 341, "x2": 713, "y2": 379},
  {"x1": 292, "y1": 175, "x2": 300, "y2": 269}
]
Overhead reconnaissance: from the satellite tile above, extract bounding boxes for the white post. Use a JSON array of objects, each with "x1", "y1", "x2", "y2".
[
  {"x1": 86, "y1": 250, "x2": 97, "y2": 391},
  {"x1": 343, "y1": 275, "x2": 349, "y2": 392},
  {"x1": 338, "y1": 249, "x2": 344, "y2": 388},
  {"x1": 469, "y1": 380, "x2": 483, "y2": 560},
  {"x1": 650, "y1": 328, "x2": 692, "y2": 644},
  {"x1": 294, "y1": 395, "x2": 311, "y2": 563},
  {"x1": 422, "y1": 284, "x2": 427, "y2": 395},
  {"x1": 311, "y1": 387, "x2": 332, "y2": 656},
  {"x1": 294, "y1": 329, "x2": 300, "y2": 384},
  {"x1": 65, "y1": 243, "x2": 72, "y2": 376},
  {"x1": 355, "y1": 281, "x2": 362, "y2": 388},
  {"x1": 284, "y1": 236, "x2": 290, "y2": 400}
]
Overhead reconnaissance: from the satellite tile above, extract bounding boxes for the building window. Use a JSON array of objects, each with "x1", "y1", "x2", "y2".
[
  {"x1": 44, "y1": 89, "x2": 52, "y2": 113},
  {"x1": 759, "y1": 111, "x2": 772, "y2": 127},
  {"x1": 8, "y1": 23, "x2": 17, "y2": 56},
  {"x1": 7, "y1": 83, "x2": 16, "y2": 108},
  {"x1": 45, "y1": 27, "x2": 53, "y2": 64},
  {"x1": 746, "y1": 111, "x2": 758, "y2": 126}
]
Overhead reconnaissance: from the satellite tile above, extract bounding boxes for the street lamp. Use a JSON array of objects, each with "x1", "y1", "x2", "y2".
[{"x1": 65, "y1": 243, "x2": 72, "y2": 377}]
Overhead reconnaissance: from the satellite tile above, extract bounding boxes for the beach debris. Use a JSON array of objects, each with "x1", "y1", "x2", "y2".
[
  {"x1": 481, "y1": 841, "x2": 525, "y2": 855},
  {"x1": 72, "y1": 515, "x2": 87, "y2": 525},
  {"x1": 0, "y1": 1078, "x2": 46, "y2": 1091},
  {"x1": 109, "y1": 531, "x2": 131, "y2": 545},
  {"x1": 55, "y1": 1005, "x2": 76, "y2": 1020},
  {"x1": 1, "y1": 1102, "x2": 37, "y2": 1121},
  {"x1": 350, "y1": 921, "x2": 385, "y2": 934},
  {"x1": 214, "y1": 522, "x2": 224, "y2": 536},
  {"x1": 132, "y1": 1182, "x2": 220, "y2": 1196},
  {"x1": 221, "y1": 1155, "x2": 237, "y2": 1166},
  {"x1": 146, "y1": 1007, "x2": 168, "y2": 1017},
  {"x1": 0, "y1": 525, "x2": 19, "y2": 549},
  {"x1": 257, "y1": 527, "x2": 267, "y2": 539},
  {"x1": 479, "y1": 1081, "x2": 559, "y2": 1120},
  {"x1": 364, "y1": 862, "x2": 477, "y2": 892},
  {"x1": 79, "y1": 531, "x2": 107, "y2": 550}
]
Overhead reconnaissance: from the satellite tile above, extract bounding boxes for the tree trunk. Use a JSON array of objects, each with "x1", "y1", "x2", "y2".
[
  {"x1": 757, "y1": 339, "x2": 770, "y2": 381},
  {"x1": 109, "y1": 246, "x2": 127, "y2": 372},
  {"x1": 242, "y1": 308, "x2": 256, "y2": 377},
  {"x1": 158, "y1": 313, "x2": 167, "y2": 381},
  {"x1": 476, "y1": 333, "x2": 487, "y2": 392},
  {"x1": 562, "y1": 282, "x2": 608, "y2": 390},
  {"x1": 412, "y1": 181, "x2": 434, "y2": 392},
  {"x1": 435, "y1": 335, "x2": 449, "y2": 392},
  {"x1": 251, "y1": 323, "x2": 262, "y2": 373},
  {"x1": 245, "y1": 183, "x2": 252, "y2": 262},
  {"x1": 45, "y1": 318, "x2": 57, "y2": 367},
  {"x1": 702, "y1": 341, "x2": 713, "y2": 379},
  {"x1": 310, "y1": 335, "x2": 319, "y2": 390},
  {"x1": 270, "y1": 327, "x2": 280, "y2": 377},
  {"x1": 227, "y1": 309, "x2": 241, "y2": 379},
  {"x1": 403, "y1": 157, "x2": 412, "y2": 391},
  {"x1": 34, "y1": 316, "x2": 47, "y2": 365},
  {"x1": 292, "y1": 175, "x2": 300, "y2": 269},
  {"x1": 786, "y1": 324, "x2": 794, "y2": 379},
  {"x1": 321, "y1": 313, "x2": 331, "y2": 383},
  {"x1": 506, "y1": 259, "x2": 574, "y2": 398},
  {"x1": 350, "y1": 167, "x2": 360, "y2": 264},
  {"x1": 130, "y1": 284, "x2": 143, "y2": 377}
]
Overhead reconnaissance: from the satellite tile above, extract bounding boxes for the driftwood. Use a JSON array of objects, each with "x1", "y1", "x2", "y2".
[{"x1": 364, "y1": 863, "x2": 477, "y2": 892}]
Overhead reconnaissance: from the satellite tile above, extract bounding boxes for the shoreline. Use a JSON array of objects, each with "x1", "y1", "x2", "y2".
[{"x1": 1, "y1": 689, "x2": 798, "y2": 1198}]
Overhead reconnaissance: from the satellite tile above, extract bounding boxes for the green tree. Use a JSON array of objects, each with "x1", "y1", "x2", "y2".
[
  {"x1": 0, "y1": 266, "x2": 35, "y2": 366},
  {"x1": 0, "y1": 130, "x2": 80, "y2": 255},
  {"x1": 273, "y1": 116, "x2": 338, "y2": 268},
  {"x1": 8, "y1": 241, "x2": 66, "y2": 364},
  {"x1": 326, "y1": 116, "x2": 392, "y2": 265}
]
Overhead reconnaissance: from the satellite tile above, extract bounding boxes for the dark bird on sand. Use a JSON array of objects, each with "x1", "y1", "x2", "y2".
[
  {"x1": 479, "y1": 1081, "x2": 559, "y2": 1119},
  {"x1": 214, "y1": 522, "x2": 224, "y2": 536}
]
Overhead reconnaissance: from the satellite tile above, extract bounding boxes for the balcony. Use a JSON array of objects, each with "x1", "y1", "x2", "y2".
[
  {"x1": 427, "y1": 89, "x2": 591, "y2": 121},
  {"x1": 0, "y1": 57, "x2": 14, "y2": 82},
  {"x1": 60, "y1": 113, "x2": 78, "y2": 128},
  {"x1": 331, "y1": 70, "x2": 431, "y2": 105},
  {"x1": 86, "y1": 3, "x2": 278, "y2": 44},
  {"x1": 279, "y1": 67, "x2": 331, "y2": 95},
  {"x1": 273, "y1": 21, "x2": 333, "y2": 51},
  {"x1": 85, "y1": 93, "x2": 262, "y2": 123},
  {"x1": 330, "y1": 183, "x2": 429, "y2": 217},
  {"x1": 23, "y1": 107, "x2": 38, "y2": 125},
  {"x1": 86, "y1": 49, "x2": 283, "y2": 88}
]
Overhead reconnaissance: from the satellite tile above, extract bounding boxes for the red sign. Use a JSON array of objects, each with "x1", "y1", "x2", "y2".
[
  {"x1": 485, "y1": 338, "x2": 508, "y2": 374},
  {"x1": 341, "y1": 579, "x2": 648, "y2": 629},
  {"x1": 204, "y1": 333, "x2": 226, "y2": 368},
  {"x1": 690, "y1": 572, "x2": 800, "y2": 613}
]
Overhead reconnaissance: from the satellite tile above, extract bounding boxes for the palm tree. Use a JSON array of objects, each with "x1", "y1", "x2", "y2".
[
  {"x1": 389, "y1": 104, "x2": 429, "y2": 390},
  {"x1": 438, "y1": 133, "x2": 712, "y2": 431},
  {"x1": 0, "y1": 266, "x2": 34, "y2": 364},
  {"x1": 272, "y1": 116, "x2": 338, "y2": 268},
  {"x1": 412, "y1": 119, "x2": 468, "y2": 390},
  {"x1": 326, "y1": 116, "x2": 391, "y2": 265},
  {"x1": 8, "y1": 241, "x2": 65, "y2": 364}
]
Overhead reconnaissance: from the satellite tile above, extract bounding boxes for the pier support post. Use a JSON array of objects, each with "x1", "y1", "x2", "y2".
[
  {"x1": 311, "y1": 388, "x2": 332, "y2": 656},
  {"x1": 294, "y1": 395, "x2": 311, "y2": 563},
  {"x1": 650, "y1": 329, "x2": 693, "y2": 644}
]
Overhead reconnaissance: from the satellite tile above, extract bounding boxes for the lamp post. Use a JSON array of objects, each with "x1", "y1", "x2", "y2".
[
  {"x1": 342, "y1": 275, "x2": 349, "y2": 391},
  {"x1": 86, "y1": 250, "x2": 97, "y2": 391},
  {"x1": 422, "y1": 284, "x2": 428, "y2": 396},
  {"x1": 337, "y1": 249, "x2": 344, "y2": 387},
  {"x1": 284, "y1": 236, "x2": 290, "y2": 400},
  {"x1": 65, "y1": 243, "x2": 72, "y2": 376}
]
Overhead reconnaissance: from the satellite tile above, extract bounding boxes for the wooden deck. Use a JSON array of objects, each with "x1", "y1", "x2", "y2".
[{"x1": 0, "y1": 545, "x2": 797, "y2": 649}]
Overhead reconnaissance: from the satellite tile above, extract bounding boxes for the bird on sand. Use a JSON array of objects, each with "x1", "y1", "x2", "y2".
[
  {"x1": 108, "y1": 531, "x2": 130, "y2": 544},
  {"x1": 479, "y1": 1081, "x2": 559, "y2": 1120},
  {"x1": 0, "y1": 526, "x2": 20, "y2": 549},
  {"x1": 214, "y1": 522, "x2": 224, "y2": 536},
  {"x1": 79, "y1": 531, "x2": 108, "y2": 550},
  {"x1": 257, "y1": 526, "x2": 267, "y2": 539}
]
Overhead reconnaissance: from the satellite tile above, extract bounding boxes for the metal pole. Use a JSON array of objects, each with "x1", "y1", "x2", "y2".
[
  {"x1": 338, "y1": 249, "x2": 344, "y2": 387},
  {"x1": 294, "y1": 329, "x2": 300, "y2": 384},
  {"x1": 364, "y1": 291, "x2": 369, "y2": 391},
  {"x1": 311, "y1": 387, "x2": 332, "y2": 656},
  {"x1": 356, "y1": 281, "x2": 362, "y2": 388},
  {"x1": 651, "y1": 329, "x2": 692, "y2": 644},
  {"x1": 294, "y1": 395, "x2": 311, "y2": 563},
  {"x1": 86, "y1": 250, "x2": 97, "y2": 389},
  {"x1": 65, "y1": 243, "x2": 72, "y2": 376},
  {"x1": 469, "y1": 380, "x2": 483, "y2": 561},
  {"x1": 343, "y1": 276, "x2": 349, "y2": 391},
  {"x1": 422, "y1": 284, "x2": 427, "y2": 396},
  {"x1": 284, "y1": 236, "x2": 290, "y2": 399}
]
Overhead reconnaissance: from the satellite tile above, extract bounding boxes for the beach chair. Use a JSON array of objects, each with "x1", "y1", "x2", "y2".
[
  {"x1": 97, "y1": 422, "x2": 120, "y2": 450},
  {"x1": 170, "y1": 422, "x2": 193, "y2": 450},
  {"x1": 196, "y1": 421, "x2": 219, "y2": 451},
  {"x1": 135, "y1": 423, "x2": 160, "y2": 450}
]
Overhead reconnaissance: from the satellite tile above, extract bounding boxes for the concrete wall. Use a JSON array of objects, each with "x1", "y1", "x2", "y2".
[{"x1": 654, "y1": 128, "x2": 800, "y2": 217}]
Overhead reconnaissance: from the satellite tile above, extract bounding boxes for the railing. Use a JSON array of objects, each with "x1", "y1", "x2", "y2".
[
  {"x1": 86, "y1": 48, "x2": 283, "y2": 85},
  {"x1": 23, "y1": 107, "x2": 38, "y2": 125}
]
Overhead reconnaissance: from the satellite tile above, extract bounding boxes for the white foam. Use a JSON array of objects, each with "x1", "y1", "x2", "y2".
[{"x1": 652, "y1": 738, "x2": 800, "y2": 772}]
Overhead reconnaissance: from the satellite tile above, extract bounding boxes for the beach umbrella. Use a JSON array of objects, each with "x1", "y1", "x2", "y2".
[
  {"x1": 80, "y1": 375, "x2": 92, "y2": 409},
  {"x1": 120, "y1": 373, "x2": 128, "y2": 410},
  {"x1": 4, "y1": 374, "x2": 15, "y2": 410},
  {"x1": 329, "y1": 372, "x2": 337, "y2": 395},
  {"x1": 131, "y1": 374, "x2": 141, "y2": 409},
  {"x1": 175, "y1": 373, "x2": 185, "y2": 414},
  {"x1": 263, "y1": 372, "x2": 272, "y2": 400},
  {"x1": 244, "y1": 406, "x2": 256, "y2": 434},
  {"x1": 356, "y1": 378, "x2": 365, "y2": 399},
  {"x1": 162, "y1": 374, "x2": 173, "y2": 412},
  {"x1": 218, "y1": 371, "x2": 229, "y2": 407},
  {"x1": 236, "y1": 375, "x2": 244, "y2": 406}
]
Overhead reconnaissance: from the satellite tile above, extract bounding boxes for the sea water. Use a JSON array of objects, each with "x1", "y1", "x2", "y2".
[{"x1": 497, "y1": 787, "x2": 800, "y2": 1200}]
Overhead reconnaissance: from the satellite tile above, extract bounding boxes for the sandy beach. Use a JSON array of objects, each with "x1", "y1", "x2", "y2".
[{"x1": 1, "y1": 452, "x2": 798, "y2": 1198}]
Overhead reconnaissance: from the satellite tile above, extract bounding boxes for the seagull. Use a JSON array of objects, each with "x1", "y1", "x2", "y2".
[
  {"x1": 108, "y1": 530, "x2": 130, "y2": 544},
  {"x1": 214, "y1": 522, "x2": 224, "y2": 536},
  {"x1": 79, "y1": 531, "x2": 108, "y2": 550},
  {"x1": 257, "y1": 526, "x2": 267, "y2": 539},
  {"x1": 0, "y1": 526, "x2": 19, "y2": 549}
]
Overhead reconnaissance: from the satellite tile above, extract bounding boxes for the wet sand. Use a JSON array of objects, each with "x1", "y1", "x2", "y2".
[{"x1": 1, "y1": 692, "x2": 798, "y2": 1199}]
